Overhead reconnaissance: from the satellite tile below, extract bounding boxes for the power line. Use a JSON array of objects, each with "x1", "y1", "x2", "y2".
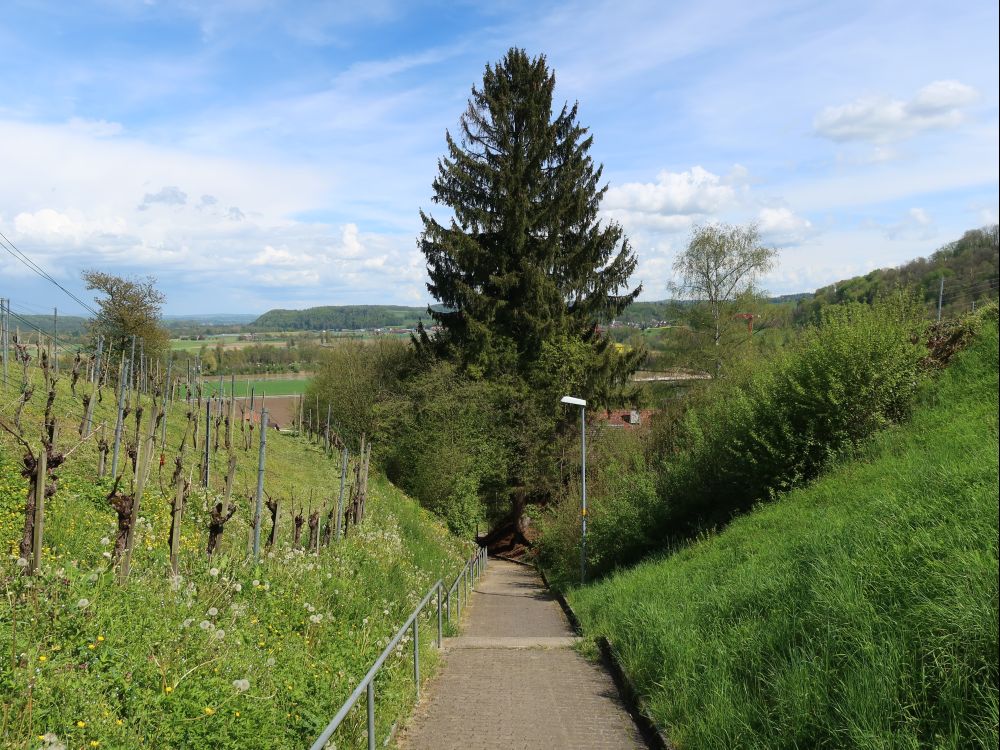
[{"x1": 0, "y1": 230, "x2": 98, "y2": 316}]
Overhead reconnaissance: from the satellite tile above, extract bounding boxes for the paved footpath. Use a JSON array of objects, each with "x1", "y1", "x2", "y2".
[{"x1": 397, "y1": 558, "x2": 646, "y2": 750}]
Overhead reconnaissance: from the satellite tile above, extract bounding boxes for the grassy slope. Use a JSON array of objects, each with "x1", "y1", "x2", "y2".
[
  {"x1": 0, "y1": 369, "x2": 468, "y2": 748},
  {"x1": 568, "y1": 324, "x2": 999, "y2": 749}
]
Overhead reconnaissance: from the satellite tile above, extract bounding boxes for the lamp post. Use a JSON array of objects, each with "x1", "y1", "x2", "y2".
[{"x1": 561, "y1": 395, "x2": 587, "y2": 584}]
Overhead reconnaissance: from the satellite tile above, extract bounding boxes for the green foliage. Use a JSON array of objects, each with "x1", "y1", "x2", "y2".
[
  {"x1": 251, "y1": 305, "x2": 434, "y2": 332},
  {"x1": 419, "y1": 47, "x2": 641, "y2": 386},
  {"x1": 306, "y1": 338, "x2": 416, "y2": 443},
  {"x1": 377, "y1": 362, "x2": 513, "y2": 536},
  {"x1": 567, "y1": 318, "x2": 999, "y2": 748},
  {"x1": 539, "y1": 295, "x2": 930, "y2": 578},
  {"x1": 538, "y1": 428, "x2": 659, "y2": 585},
  {"x1": 662, "y1": 296, "x2": 926, "y2": 530},
  {"x1": 82, "y1": 270, "x2": 170, "y2": 363}
]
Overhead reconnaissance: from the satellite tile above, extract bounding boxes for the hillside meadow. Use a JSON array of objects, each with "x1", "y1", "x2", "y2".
[{"x1": 0, "y1": 361, "x2": 469, "y2": 749}]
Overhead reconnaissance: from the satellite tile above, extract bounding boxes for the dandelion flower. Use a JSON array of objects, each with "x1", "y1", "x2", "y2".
[
  {"x1": 77, "y1": 599, "x2": 90, "y2": 609},
  {"x1": 90, "y1": 741, "x2": 100, "y2": 747},
  {"x1": 39, "y1": 654, "x2": 47, "y2": 662},
  {"x1": 207, "y1": 607, "x2": 218, "y2": 617},
  {"x1": 15, "y1": 557, "x2": 28, "y2": 568},
  {"x1": 232, "y1": 678, "x2": 250, "y2": 693},
  {"x1": 199, "y1": 621, "x2": 212, "y2": 630},
  {"x1": 214, "y1": 629, "x2": 225, "y2": 640},
  {"x1": 76, "y1": 721, "x2": 86, "y2": 728},
  {"x1": 203, "y1": 707, "x2": 215, "y2": 716},
  {"x1": 97, "y1": 635, "x2": 105, "y2": 642},
  {"x1": 165, "y1": 686, "x2": 173, "y2": 694},
  {"x1": 209, "y1": 567, "x2": 220, "y2": 577},
  {"x1": 233, "y1": 583, "x2": 242, "y2": 592},
  {"x1": 100, "y1": 537, "x2": 110, "y2": 546}
]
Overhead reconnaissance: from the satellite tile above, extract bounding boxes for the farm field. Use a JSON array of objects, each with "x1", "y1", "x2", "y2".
[{"x1": 201, "y1": 377, "x2": 312, "y2": 398}]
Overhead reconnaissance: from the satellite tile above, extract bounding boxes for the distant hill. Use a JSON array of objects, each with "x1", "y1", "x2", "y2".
[
  {"x1": 251, "y1": 305, "x2": 433, "y2": 331},
  {"x1": 14, "y1": 314, "x2": 89, "y2": 338},
  {"x1": 795, "y1": 225, "x2": 999, "y2": 322},
  {"x1": 163, "y1": 313, "x2": 259, "y2": 326}
]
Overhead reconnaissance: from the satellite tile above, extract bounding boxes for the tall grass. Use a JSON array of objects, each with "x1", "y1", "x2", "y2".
[{"x1": 568, "y1": 320, "x2": 999, "y2": 748}]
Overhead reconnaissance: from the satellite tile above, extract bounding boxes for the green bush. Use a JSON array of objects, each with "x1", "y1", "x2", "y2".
[
  {"x1": 664, "y1": 295, "x2": 926, "y2": 531},
  {"x1": 539, "y1": 295, "x2": 931, "y2": 580},
  {"x1": 538, "y1": 428, "x2": 659, "y2": 585}
]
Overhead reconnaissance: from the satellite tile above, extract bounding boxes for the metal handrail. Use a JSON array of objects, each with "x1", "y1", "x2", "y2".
[{"x1": 310, "y1": 544, "x2": 487, "y2": 750}]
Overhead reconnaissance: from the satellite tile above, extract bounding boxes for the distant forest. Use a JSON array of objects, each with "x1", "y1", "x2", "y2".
[
  {"x1": 250, "y1": 305, "x2": 432, "y2": 331},
  {"x1": 794, "y1": 225, "x2": 999, "y2": 322}
]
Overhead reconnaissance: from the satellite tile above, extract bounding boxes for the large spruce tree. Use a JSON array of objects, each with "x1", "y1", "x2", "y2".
[{"x1": 419, "y1": 48, "x2": 642, "y2": 388}]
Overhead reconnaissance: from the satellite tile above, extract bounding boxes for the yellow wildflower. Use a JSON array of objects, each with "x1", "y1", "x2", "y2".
[
  {"x1": 39, "y1": 655, "x2": 47, "y2": 662},
  {"x1": 77, "y1": 721, "x2": 86, "y2": 728},
  {"x1": 165, "y1": 686, "x2": 173, "y2": 694},
  {"x1": 203, "y1": 707, "x2": 215, "y2": 716}
]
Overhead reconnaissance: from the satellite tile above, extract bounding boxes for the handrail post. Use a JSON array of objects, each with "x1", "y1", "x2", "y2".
[
  {"x1": 413, "y1": 618, "x2": 420, "y2": 698},
  {"x1": 367, "y1": 681, "x2": 375, "y2": 750},
  {"x1": 437, "y1": 584, "x2": 443, "y2": 646}
]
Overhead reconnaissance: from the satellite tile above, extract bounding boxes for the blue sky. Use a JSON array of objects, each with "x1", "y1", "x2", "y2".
[{"x1": 1, "y1": 0, "x2": 997, "y2": 315}]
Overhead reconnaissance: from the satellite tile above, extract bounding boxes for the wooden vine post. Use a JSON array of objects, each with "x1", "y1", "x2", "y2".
[
  {"x1": 120, "y1": 397, "x2": 159, "y2": 582},
  {"x1": 30, "y1": 447, "x2": 47, "y2": 574}
]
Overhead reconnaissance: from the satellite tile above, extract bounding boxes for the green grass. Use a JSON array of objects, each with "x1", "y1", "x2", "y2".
[
  {"x1": 567, "y1": 323, "x2": 999, "y2": 749},
  {"x1": 0, "y1": 365, "x2": 469, "y2": 748},
  {"x1": 169, "y1": 335, "x2": 242, "y2": 352}
]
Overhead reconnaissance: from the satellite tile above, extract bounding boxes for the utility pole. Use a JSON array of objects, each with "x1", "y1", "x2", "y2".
[
  {"x1": 937, "y1": 276, "x2": 944, "y2": 323},
  {"x1": 335, "y1": 447, "x2": 348, "y2": 541},
  {"x1": 324, "y1": 403, "x2": 331, "y2": 455},
  {"x1": 252, "y1": 408, "x2": 269, "y2": 563},
  {"x1": 111, "y1": 356, "x2": 129, "y2": 479},
  {"x1": 129, "y1": 335, "x2": 137, "y2": 393}
]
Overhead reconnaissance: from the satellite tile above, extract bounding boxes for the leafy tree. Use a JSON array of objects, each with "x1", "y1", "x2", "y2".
[
  {"x1": 81, "y1": 271, "x2": 170, "y2": 364},
  {"x1": 410, "y1": 48, "x2": 647, "y2": 541},
  {"x1": 668, "y1": 222, "x2": 777, "y2": 375},
  {"x1": 418, "y1": 47, "x2": 643, "y2": 392}
]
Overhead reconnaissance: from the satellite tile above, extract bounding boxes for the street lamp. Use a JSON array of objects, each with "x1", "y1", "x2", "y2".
[{"x1": 561, "y1": 395, "x2": 587, "y2": 583}]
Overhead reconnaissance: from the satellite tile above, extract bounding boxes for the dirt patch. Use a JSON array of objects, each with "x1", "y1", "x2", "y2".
[{"x1": 233, "y1": 395, "x2": 298, "y2": 431}]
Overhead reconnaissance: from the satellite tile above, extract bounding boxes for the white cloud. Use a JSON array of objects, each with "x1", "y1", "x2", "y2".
[
  {"x1": 605, "y1": 165, "x2": 737, "y2": 215},
  {"x1": 814, "y1": 80, "x2": 978, "y2": 144},
  {"x1": 139, "y1": 185, "x2": 188, "y2": 209},
  {"x1": 603, "y1": 165, "x2": 746, "y2": 234},
  {"x1": 758, "y1": 207, "x2": 813, "y2": 244},
  {"x1": 66, "y1": 116, "x2": 123, "y2": 137},
  {"x1": 14, "y1": 208, "x2": 128, "y2": 244}
]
